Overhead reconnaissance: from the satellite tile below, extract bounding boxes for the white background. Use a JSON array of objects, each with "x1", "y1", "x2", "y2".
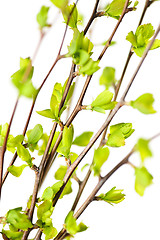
[{"x1": 0, "y1": 0, "x2": 160, "y2": 239}]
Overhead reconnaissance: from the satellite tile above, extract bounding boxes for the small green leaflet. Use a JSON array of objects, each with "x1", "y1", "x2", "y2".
[
  {"x1": 8, "y1": 164, "x2": 27, "y2": 177},
  {"x1": 11, "y1": 57, "x2": 37, "y2": 98},
  {"x1": 54, "y1": 166, "x2": 72, "y2": 198},
  {"x1": 126, "y1": 23, "x2": 160, "y2": 57},
  {"x1": 0, "y1": 123, "x2": 16, "y2": 153},
  {"x1": 135, "y1": 167, "x2": 153, "y2": 196},
  {"x1": 2, "y1": 229, "x2": 23, "y2": 240},
  {"x1": 37, "y1": 6, "x2": 50, "y2": 29},
  {"x1": 88, "y1": 90, "x2": 116, "y2": 113},
  {"x1": 65, "y1": 211, "x2": 88, "y2": 235},
  {"x1": 6, "y1": 207, "x2": 33, "y2": 230},
  {"x1": 37, "y1": 200, "x2": 54, "y2": 222},
  {"x1": 136, "y1": 138, "x2": 152, "y2": 163},
  {"x1": 105, "y1": 0, "x2": 130, "y2": 20},
  {"x1": 99, "y1": 67, "x2": 116, "y2": 89},
  {"x1": 73, "y1": 131, "x2": 93, "y2": 146},
  {"x1": 92, "y1": 146, "x2": 109, "y2": 176},
  {"x1": 43, "y1": 224, "x2": 57, "y2": 240},
  {"x1": 62, "y1": 3, "x2": 78, "y2": 28},
  {"x1": 50, "y1": 0, "x2": 68, "y2": 10},
  {"x1": 41, "y1": 180, "x2": 63, "y2": 201},
  {"x1": 107, "y1": 123, "x2": 134, "y2": 147},
  {"x1": 97, "y1": 187, "x2": 125, "y2": 205},
  {"x1": 57, "y1": 125, "x2": 74, "y2": 158},
  {"x1": 28, "y1": 124, "x2": 43, "y2": 144},
  {"x1": 130, "y1": 93, "x2": 156, "y2": 114},
  {"x1": 17, "y1": 143, "x2": 32, "y2": 166},
  {"x1": 67, "y1": 29, "x2": 100, "y2": 76}
]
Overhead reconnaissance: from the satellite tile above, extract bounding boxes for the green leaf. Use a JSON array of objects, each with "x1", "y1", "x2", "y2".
[
  {"x1": 130, "y1": 93, "x2": 156, "y2": 114},
  {"x1": 2, "y1": 229, "x2": 23, "y2": 240},
  {"x1": 11, "y1": 57, "x2": 37, "y2": 98},
  {"x1": 36, "y1": 109, "x2": 55, "y2": 119},
  {"x1": 28, "y1": 124, "x2": 43, "y2": 144},
  {"x1": 7, "y1": 135, "x2": 24, "y2": 148},
  {"x1": 79, "y1": 58, "x2": 100, "y2": 76},
  {"x1": 150, "y1": 39, "x2": 160, "y2": 50},
  {"x1": 107, "y1": 123, "x2": 134, "y2": 147},
  {"x1": 62, "y1": 3, "x2": 78, "y2": 28},
  {"x1": 92, "y1": 147, "x2": 110, "y2": 176},
  {"x1": 65, "y1": 211, "x2": 87, "y2": 235},
  {"x1": 6, "y1": 207, "x2": 33, "y2": 230},
  {"x1": 41, "y1": 181, "x2": 63, "y2": 201},
  {"x1": 55, "y1": 165, "x2": 67, "y2": 180},
  {"x1": 91, "y1": 90, "x2": 113, "y2": 108},
  {"x1": 43, "y1": 224, "x2": 57, "y2": 240},
  {"x1": 50, "y1": 0, "x2": 68, "y2": 9},
  {"x1": 8, "y1": 164, "x2": 27, "y2": 177},
  {"x1": 37, "y1": 6, "x2": 50, "y2": 29},
  {"x1": 135, "y1": 167, "x2": 153, "y2": 196},
  {"x1": 17, "y1": 143, "x2": 32, "y2": 166},
  {"x1": 73, "y1": 131, "x2": 93, "y2": 146},
  {"x1": 98, "y1": 187, "x2": 125, "y2": 205},
  {"x1": 99, "y1": 67, "x2": 116, "y2": 89},
  {"x1": 136, "y1": 138, "x2": 152, "y2": 163},
  {"x1": 126, "y1": 31, "x2": 137, "y2": 47},
  {"x1": 57, "y1": 125, "x2": 74, "y2": 158},
  {"x1": 105, "y1": 0, "x2": 128, "y2": 19},
  {"x1": 37, "y1": 200, "x2": 54, "y2": 222}
]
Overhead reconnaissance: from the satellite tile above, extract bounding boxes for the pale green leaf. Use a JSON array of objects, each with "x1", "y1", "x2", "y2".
[
  {"x1": 135, "y1": 167, "x2": 153, "y2": 196},
  {"x1": 28, "y1": 124, "x2": 43, "y2": 144},
  {"x1": 73, "y1": 131, "x2": 93, "y2": 146},
  {"x1": 8, "y1": 164, "x2": 27, "y2": 177},
  {"x1": 136, "y1": 138, "x2": 152, "y2": 162},
  {"x1": 99, "y1": 67, "x2": 116, "y2": 89},
  {"x1": 36, "y1": 109, "x2": 55, "y2": 119},
  {"x1": 37, "y1": 6, "x2": 50, "y2": 29},
  {"x1": 92, "y1": 147, "x2": 110, "y2": 176},
  {"x1": 98, "y1": 187, "x2": 125, "y2": 205}
]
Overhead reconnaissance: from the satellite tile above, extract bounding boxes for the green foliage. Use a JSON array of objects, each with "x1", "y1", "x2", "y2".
[
  {"x1": 105, "y1": 0, "x2": 130, "y2": 19},
  {"x1": 6, "y1": 207, "x2": 33, "y2": 230},
  {"x1": 37, "y1": 81, "x2": 75, "y2": 122},
  {"x1": 62, "y1": 3, "x2": 78, "y2": 28},
  {"x1": 135, "y1": 167, "x2": 153, "y2": 196},
  {"x1": 57, "y1": 125, "x2": 74, "y2": 158},
  {"x1": 136, "y1": 138, "x2": 152, "y2": 163},
  {"x1": 130, "y1": 93, "x2": 156, "y2": 114},
  {"x1": 41, "y1": 181, "x2": 63, "y2": 201},
  {"x1": 99, "y1": 67, "x2": 116, "y2": 89},
  {"x1": 2, "y1": 229, "x2": 23, "y2": 240},
  {"x1": 107, "y1": 123, "x2": 134, "y2": 147},
  {"x1": 55, "y1": 166, "x2": 72, "y2": 198},
  {"x1": 8, "y1": 164, "x2": 27, "y2": 177},
  {"x1": 28, "y1": 124, "x2": 43, "y2": 144},
  {"x1": 73, "y1": 131, "x2": 93, "y2": 146},
  {"x1": 87, "y1": 90, "x2": 116, "y2": 113},
  {"x1": 98, "y1": 187, "x2": 125, "y2": 205},
  {"x1": 67, "y1": 29, "x2": 100, "y2": 75},
  {"x1": 17, "y1": 143, "x2": 32, "y2": 166},
  {"x1": 126, "y1": 23, "x2": 160, "y2": 57},
  {"x1": 0, "y1": 123, "x2": 16, "y2": 153},
  {"x1": 11, "y1": 57, "x2": 37, "y2": 98},
  {"x1": 37, "y1": 6, "x2": 50, "y2": 29},
  {"x1": 92, "y1": 147, "x2": 110, "y2": 176},
  {"x1": 50, "y1": 0, "x2": 68, "y2": 10},
  {"x1": 65, "y1": 211, "x2": 87, "y2": 235}
]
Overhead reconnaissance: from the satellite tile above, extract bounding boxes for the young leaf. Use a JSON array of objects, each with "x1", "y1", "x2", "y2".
[
  {"x1": 43, "y1": 224, "x2": 57, "y2": 240},
  {"x1": 57, "y1": 125, "x2": 74, "y2": 158},
  {"x1": 79, "y1": 58, "x2": 100, "y2": 76},
  {"x1": 36, "y1": 109, "x2": 55, "y2": 119},
  {"x1": 28, "y1": 124, "x2": 43, "y2": 144},
  {"x1": 11, "y1": 57, "x2": 37, "y2": 98},
  {"x1": 8, "y1": 164, "x2": 27, "y2": 177},
  {"x1": 107, "y1": 123, "x2": 134, "y2": 147},
  {"x1": 92, "y1": 147, "x2": 110, "y2": 176},
  {"x1": 41, "y1": 181, "x2": 63, "y2": 201},
  {"x1": 65, "y1": 211, "x2": 78, "y2": 235},
  {"x1": 50, "y1": 0, "x2": 68, "y2": 9},
  {"x1": 7, "y1": 135, "x2": 24, "y2": 148},
  {"x1": 99, "y1": 67, "x2": 116, "y2": 89},
  {"x1": 6, "y1": 207, "x2": 33, "y2": 230},
  {"x1": 126, "y1": 24, "x2": 160, "y2": 57},
  {"x1": 37, "y1": 6, "x2": 50, "y2": 29},
  {"x1": 136, "y1": 138, "x2": 152, "y2": 163},
  {"x1": 91, "y1": 90, "x2": 114, "y2": 113},
  {"x1": 73, "y1": 131, "x2": 93, "y2": 146},
  {"x1": 17, "y1": 143, "x2": 32, "y2": 166},
  {"x1": 135, "y1": 167, "x2": 153, "y2": 196},
  {"x1": 37, "y1": 200, "x2": 54, "y2": 222},
  {"x1": 2, "y1": 229, "x2": 23, "y2": 240},
  {"x1": 130, "y1": 93, "x2": 156, "y2": 114},
  {"x1": 98, "y1": 187, "x2": 125, "y2": 205},
  {"x1": 62, "y1": 3, "x2": 78, "y2": 28},
  {"x1": 105, "y1": 0, "x2": 128, "y2": 19}
]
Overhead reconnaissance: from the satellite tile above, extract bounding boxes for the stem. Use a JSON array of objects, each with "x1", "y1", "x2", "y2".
[{"x1": 0, "y1": 97, "x2": 19, "y2": 199}]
